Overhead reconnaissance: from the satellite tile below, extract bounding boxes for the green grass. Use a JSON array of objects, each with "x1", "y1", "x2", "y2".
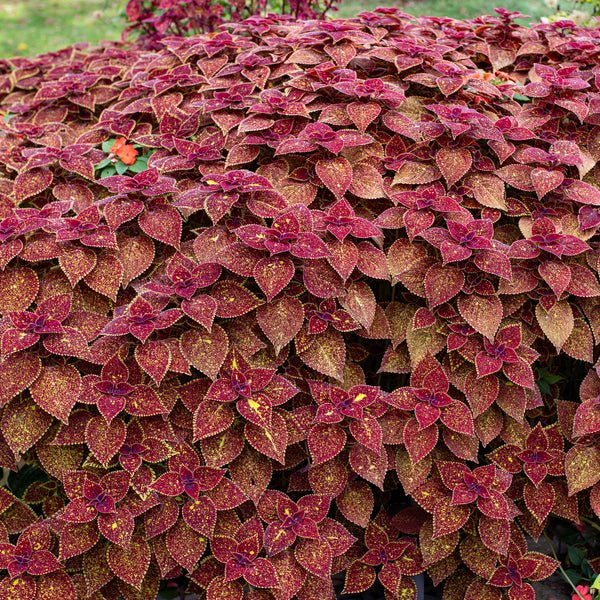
[
  {"x1": 0, "y1": 0, "x2": 593, "y2": 59},
  {"x1": 0, "y1": 0, "x2": 124, "y2": 59}
]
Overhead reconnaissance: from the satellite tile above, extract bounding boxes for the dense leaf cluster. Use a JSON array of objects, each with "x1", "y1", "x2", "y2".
[{"x1": 0, "y1": 7, "x2": 599, "y2": 600}]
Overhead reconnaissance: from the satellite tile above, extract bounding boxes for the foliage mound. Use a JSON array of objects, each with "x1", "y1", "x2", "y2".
[{"x1": 1, "y1": 7, "x2": 600, "y2": 600}]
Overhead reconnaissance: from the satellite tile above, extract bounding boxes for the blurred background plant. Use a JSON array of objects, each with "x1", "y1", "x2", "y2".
[
  {"x1": 2, "y1": 0, "x2": 597, "y2": 58},
  {"x1": 541, "y1": 0, "x2": 599, "y2": 26}
]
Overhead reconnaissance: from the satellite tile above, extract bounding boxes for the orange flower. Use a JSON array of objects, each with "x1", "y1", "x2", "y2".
[
  {"x1": 116, "y1": 144, "x2": 138, "y2": 165},
  {"x1": 109, "y1": 137, "x2": 127, "y2": 154}
]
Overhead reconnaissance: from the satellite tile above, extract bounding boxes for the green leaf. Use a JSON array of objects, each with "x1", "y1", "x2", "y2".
[
  {"x1": 591, "y1": 573, "x2": 600, "y2": 590},
  {"x1": 102, "y1": 139, "x2": 116, "y2": 153},
  {"x1": 94, "y1": 158, "x2": 112, "y2": 171},
  {"x1": 568, "y1": 545, "x2": 586, "y2": 567},
  {"x1": 115, "y1": 160, "x2": 128, "y2": 175},
  {"x1": 100, "y1": 165, "x2": 117, "y2": 178}
]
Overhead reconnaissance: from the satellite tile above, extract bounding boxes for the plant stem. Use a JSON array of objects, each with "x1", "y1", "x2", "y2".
[{"x1": 543, "y1": 531, "x2": 587, "y2": 600}]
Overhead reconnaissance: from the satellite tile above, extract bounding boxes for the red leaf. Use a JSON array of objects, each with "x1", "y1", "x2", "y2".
[
  {"x1": 107, "y1": 534, "x2": 150, "y2": 590},
  {"x1": 85, "y1": 416, "x2": 126, "y2": 467},
  {"x1": 138, "y1": 205, "x2": 181, "y2": 248},
  {"x1": 166, "y1": 518, "x2": 207, "y2": 571},
  {"x1": 535, "y1": 300, "x2": 574, "y2": 350},
  {"x1": 182, "y1": 497, "x2": 217, "y2": 537},
  {"x1": 193, "y1": 400, "x2": 234, "y2": 441},
  {"x1": 1, "y1": 396, "x2": 52, "y2": 455},
  {"x1": 98, "y1": 507, "x2": 134, "y2": 548},
  {"x1": 404, "y1": 419, "x2": 438, "y2": 463},
  {"x1": 58, "y1": 245, "x2": 97, "y2": 286},
  {"x1": 349, "y1": 444, "x2": 387, "y2": 489},
  {"x1": 308, "y1": 423, "x2": 346, "y2": 465},
  {"x1": 0, "y1": 353, "x2": 41, "y2": 407},
  {"x1": 212, "y1": 281, "x2": 262, "y2": 318},
  {"x1": 29, "y1": 364, "x2": 81, "y2": 424},
  {"x1": 14, "y1": 167, "x2": 53, "y2": 202},
  {"x1": 340, "y1": 281, "x2": 376, "y2": 330},
  {"x1": 343, "y1": 561, "x2": 375, "y2": 595},
  {"x1": 425, "y1": 263, "x2": 464, "y2": 308},
  {"x1": 294, "y1": 537, "x2": 332, "y2": 580},
  {"x1": 436, "y1": 147, "x2": 472, "y2": 187},
  {"x1": 36, "y1": 571, "x2": 76, "y2": 600},
  {"x1": 0, "y1": 576, "x2": 35, "y2": 600},
  {"x1": 433, "y1": 496, "x2": 470, "y2": 538},
  {"x1": 256, "y1": 296, "x2": 303, "y2": 356},
  {"x1": 458, "y1": 294, "x2": 502, "y2": 341},
  {"x1": 253, "y1": 255, "x2": 294, "y2": 301},
  {"x1": 180, "y1": 325, "x2": 228, "y2": 380},
  {"x1": 135, "y1": 340, "x2": 171, "y2": 386},
  {"x1": 117, "y1": 233, "x2": 155, "y2": 288},
  {"x1": 299, "y1": 328, "x2": 345, "y2": 380},
  {"x1": 245, "y1": 412, "x2": 288, "y2": 463},
  {"x1": 182, "y1": 294, "x2": 218, "y2": 331},
  {"x1": 206, "y1": 576, "x2": 243, "y2": 600},
  {"x1": 565, "y1": 444, "x2": 600, "y2": 495},
  {"x1": 336, "y1": 480, "x2": 373, "y2": 528},
  {"x1": 0, "y1": 267, "x2": 38, "y2": 315},
  {"x1": 315, "y1": 155, "x2": 353, "y2": 199},
  {"x1": 523, "y1": 481, "x2": 554, "y2": 524},
  {"x1": 84, "y1": 253, "x2": 123, "y2": 301}
]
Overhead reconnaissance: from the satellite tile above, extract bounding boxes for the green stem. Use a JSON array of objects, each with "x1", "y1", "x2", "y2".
[
  {"x1": 543, "y1": 532, "x2": 587, "y2": 600},
  {"x1": 581, "y1": 516, "x2": 600, "y2": 534}
]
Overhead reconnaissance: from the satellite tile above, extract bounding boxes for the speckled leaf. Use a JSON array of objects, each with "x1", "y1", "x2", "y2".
[
  {"x1": 138, "y1": 205, "x2": 181, "y2": 248},
  {"x1": 436, "y1": 147, "x2": 472, "y2": 187},
  {"x1": 336, "y1": 480, "x2": 373, "y2": 528},
  {"x1": 58, "y1": 521, "x2": 99, "y2": 561},
  {"x1": 1, "y1": 396, "x2": 52, "y2": 455},
  {"x1": 180, "y1": 325, "x2": 228, "y2": 380},
  {"x1": 0, "y1": 353, "x2": 41, "y2": 407},
  {"x1": 182, "y1": 295, "x2": 218, "y2": 331},
  {"x1": 433, "y1": 496, "x2": 470, "y2": 539},
  {"x1": 563, "y1": 319, "x2": 594, "y2": 363},
  {"x1": 294, "y1": 537, "x2": 332, "y2": 580},
  {"x1": 342, "y1": 561, "x2": 375, "y2": 595},
  {"x1": 0, "y1": 267, "x2": 38, "y2": 314},
  {"x1": 59, "y1": 246, "x2": 97, "y2": 287},
  {"x1": 349, "y1": 444, "x2": 387, "y2": 489},
  {"x1": 467, "y1": 173, "x2": 507, "y2": 210},
  {"x1": 182, "y1": 497, "x2": 217, "y2": 537},
  {"x1": 315, "y1": 156, "x2": 352, "y2": 199},
  {"x1": 308, "y1": 459, "x2": 347, "y2": 498},
  {"x1": 237, "y1": 393, "x2": 273, "y2": 430},
  {"x1": 349, "y1": 164, "x2": 384, "y2": 199},
  {"x1": 0, "y1": 576, "x2": 35, "y2": 600},
  {"x1": 327, "y1": 239, "x2": 358, "y2": 281},
  {"x1": 302, "y1": 260, "x2": 345, "y2": 298},
  {"x1": 458, "y1": 294, "x2": 502, "y2": 341},
  {"x1": 524, "y1": 481, "x2": 554, "y2": 524},
  {"x1": 245, "y1": 412, "x2": 288, "y2": 463},
  {"x1": 531, "y1": 168, "x2": 564, "y2": 199},
  {"x1": 207, "y1": 576, "x2": 243, "y2": 600},
  {"x1": 341, "y1": 281, "x2": 376, "y2": 330},
  {"x1": 535, "y1": 300, "x2": 574, "y2": 350},
  {"x1": 36, "y1": 441, "x2": 83, "y2": 480},
  {"x1": 135, "y1": 341, "x2": 171, "y2": 386},
  {"x1": 308, "y1": 423, "x2": 346, "y2": 465},
  {"x1": 29, "y1": 364, "x2": 81, "y2": 424},
  {"x1": 347, "y1": 101, "x2": 381, "y2": 133},
  {"x1": 84, "y1": 253, "x2": 123, "y2": 301},
  {"x1": 14, "y1": 167, "x2": 52, "y2": 202},
  {"x1": 318, "y1": 518, "x2": 356, "y2": 557},
  {"x1": 117, "y1": 234, "x2": 155, "y2": 288},
  {"x1": 85, "y1": 416, "x2": 126, "y2": 467},
  {"x1": 404, "y1": 419, "x2": 438, "y2": 464},
  {"x1": 425, "y1": 264, "x2": 464, "y2": 308},
  {"x1": 478, "y1": 515, "x2": 510, "y2": 556},
  {"x1": 538, "y1": 260, "x2": 571, "y2": 298},
  {"x1": 256, "y1": 297, "x2": 303, "y2": 355},
  {"x1": 193, "y1": 400, "x2": 234, "y2": 441},
  {"x1": 565, "y1": 444, "x2": 600, "y2": 495},
  {"x1": 211, "y1": 281, "x2": 262, "y2": 318},
  {"x1": 253, "y1": 256, "x2": 294, "y2": 301},
  {"x1": 299, "y1": 328, "x2": 345, "y2": 380},
  {"x1": 107, "y1": 534, "x2": 150, "y2": 590},
  {"x1": 36, "y1": 571, "x2": 77, "y2": 600},
  {"x1": 98, "y1": 507, "x2": 134, "y2": 548},
  {"x1": 166, "y1": 518, "x2": 207, "y2": 571}
]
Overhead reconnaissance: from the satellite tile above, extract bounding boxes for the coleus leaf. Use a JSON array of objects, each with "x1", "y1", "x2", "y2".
[
  {"x1": 0, "y1": 352, "x2": 41, "y2": 408},
  {"x1": 336, "y1": 480, "x2": 373, "y2": 528},
  {"x1": 29, "y1": 364, "x2": 81, "y2": 424},
  {"x1": 180, "y1": 325, "x2": 229, "y2": 380},
  {"x1": 315, "y1": 155, "x2": 353, "y2": 199},
  {"x1": 107, "y1": 534, "x2": 151, "y2": 590},
  {"x1": 0, "y1": 267, "x2": 38, "y2": 315},
  {"x1": 457, "y1": 293, "x2": 502, "y2": 341},
  {"x1": 256, "y1": 297, "x2": 303, "y2": 355},
  {"x1": 166, "y1": 518, "x2": 207, "y2": 571},
  {"x1": 294, "y1": 537, "x2": 332, "y2": 581},
  {"x1": 253, "y1": 256, "x2": 294, "y2": 301},
  {"x1": 85, "y1": 416, "x2": 126, "y2": 467},
  {"x1": 299, "y1": 328, "x2": 345, "y2": 380}
]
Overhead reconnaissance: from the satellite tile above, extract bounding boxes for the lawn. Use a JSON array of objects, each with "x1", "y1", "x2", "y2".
[{"x1": 0, "y1": 0, "x2": 592, "y2": 58}]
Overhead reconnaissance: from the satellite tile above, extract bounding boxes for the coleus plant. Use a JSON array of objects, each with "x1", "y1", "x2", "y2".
[{"x1": 0, "y1": 6, "x2": 600, "y2": 600}]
